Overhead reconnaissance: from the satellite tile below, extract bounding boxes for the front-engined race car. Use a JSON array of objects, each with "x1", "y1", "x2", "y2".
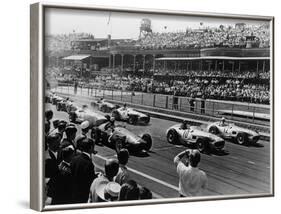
[
  {"x1": 51, "y1": 94, "x2": 64, "y2": 105},
  {"x1": 68, "y1": 105, "x2": 108, "y2": 127},
  {"x1": 56, "y1": 98, "x2": 74, "y2": 113},
  {"x1": 91, "y1": 100, "x2": 117, "y2": 113},
  {"x1": 166, "y1": 123, "x2": 225, "y2": 153},
  {"x1": 111, "y1": 107, "x2": 150, "y2": 125},
  {"x1": 92, "y1": 122, "x2": 152, "y2": 154},
  {"x1": 207, "y1": 121, "x2": 260, "y2": 145}
]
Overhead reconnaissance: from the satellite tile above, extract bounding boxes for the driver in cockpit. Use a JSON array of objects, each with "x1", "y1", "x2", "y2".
[
  {"x1": 180, "y1": 120, "x2": 189, "y2": 130},
  {"x1": 219, "y1": 117, "x2": 227, "y2": 126}
]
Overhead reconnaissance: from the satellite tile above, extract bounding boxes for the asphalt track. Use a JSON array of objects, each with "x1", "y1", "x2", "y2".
[{"x1": 45, "y1": 94, "x2": 272, "y2": 200}]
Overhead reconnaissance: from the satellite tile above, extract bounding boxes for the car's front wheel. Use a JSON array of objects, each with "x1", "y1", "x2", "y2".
[
  {"x1": 167, "y1": 129, "x2": 178, "y2": 144},
  {"x1": 142, "y1": 134, "x2": 152, "y2": 151},
  {"x1": 197, "y1": 138, "x2": 209, "y2": 153},
  {"x1": 236, "y1": 133, "x2": 248, "y2": 145},
  {"x1": 69, "y1": 112, "x2": 76, "y2": 123},
  {"x1": 209, "y1": 126, "x2": 219, "y2": 135},
  {"x1": 112, "y1": 110, "x2": 121, "y2": 121},
  {"x1": 115, "y1": 138, "x2": 124, "y2": 153}
]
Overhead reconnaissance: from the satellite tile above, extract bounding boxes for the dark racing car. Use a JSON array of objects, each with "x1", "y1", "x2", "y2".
[
  {"x1": 91, "y1": 120, "x2": 152, "y2": 154},
  {"x1": 91, "y1": 99, "x2": 118, "y2": 113}
]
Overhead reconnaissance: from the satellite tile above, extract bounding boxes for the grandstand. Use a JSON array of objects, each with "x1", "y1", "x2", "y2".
[{"x1": 45, "y1": 23, "x2": 270, "y2": 105}]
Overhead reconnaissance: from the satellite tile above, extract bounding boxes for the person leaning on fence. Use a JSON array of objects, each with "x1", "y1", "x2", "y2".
[{"x1": 174, "y1": 149, "x2": 208, "y2": 197}]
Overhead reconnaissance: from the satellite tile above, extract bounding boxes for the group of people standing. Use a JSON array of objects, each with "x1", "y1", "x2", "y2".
[{"x1": 44, "y1": 109, "x2": 152, "y2": 205}]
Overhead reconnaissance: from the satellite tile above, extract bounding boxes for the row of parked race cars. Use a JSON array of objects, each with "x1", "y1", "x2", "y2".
[{"x1": 46, "y1": 92, "x2": 261, "y2": 155}]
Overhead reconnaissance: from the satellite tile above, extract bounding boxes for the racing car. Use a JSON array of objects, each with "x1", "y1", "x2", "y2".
[
  {"x1": 111, "y1": 107, "x2": 150, "y2": 125},
  {"x1": 68, "y1": 105, "x2": 108, "y2": 127},
  {"x1": 51, "y1": 94, "x2": 64, "y2": 105},
  {"x1": 56, "y1": 98, "x2": 74, "y2": 113},
  {"x1": 91, "y1": 99, "x2": 118, "y2": 113},
  {"x1": 207, "y1": 121, "x2": 260, "y2": 145},
  {"x1": 166, "y1": 122, "x2": 225, "y2": 153},
  {"x1": 91, "y1": 121, "x2": 152, "y2": 154}
]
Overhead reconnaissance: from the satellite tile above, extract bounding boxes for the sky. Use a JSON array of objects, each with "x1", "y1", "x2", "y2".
[{"x1": 45, "y1": 7, "x2": 269, "y2": 39}]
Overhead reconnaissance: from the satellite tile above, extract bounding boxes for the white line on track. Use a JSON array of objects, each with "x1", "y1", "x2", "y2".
[
  {"x1": 95, "y1": 154, "x2": 179, "y2": 192},
  {"x1": 247, "y1": 161, "x2": 256, "y2": 165}
]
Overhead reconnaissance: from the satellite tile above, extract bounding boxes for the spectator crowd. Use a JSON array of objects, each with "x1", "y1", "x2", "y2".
[{"x1": 44, "y1": 109, "x2": 153, "y2": 205}]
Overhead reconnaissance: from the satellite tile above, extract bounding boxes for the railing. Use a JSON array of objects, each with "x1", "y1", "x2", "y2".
[{"x1": 53, "y1": 84, "x2": 270, "y2": 127}]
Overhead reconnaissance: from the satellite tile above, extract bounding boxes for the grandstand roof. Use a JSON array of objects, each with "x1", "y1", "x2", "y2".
[
  {"x1": 62, "y1": 55, "x2": 91, "y2": 61},
  {"x1": 155, "y1": 56, "x2": 270, "y2": 61}
]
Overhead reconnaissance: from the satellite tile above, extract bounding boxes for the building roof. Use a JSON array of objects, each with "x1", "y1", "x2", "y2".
[
  {"x1": 155, "y1": 56, "x2": 270, "y2": 61},
  {"x1": 62, "y1": 55, "x2": 91, "y2": 61}
]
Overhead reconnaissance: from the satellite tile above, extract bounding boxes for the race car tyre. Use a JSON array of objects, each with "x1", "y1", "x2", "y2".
[
  {"x1": 236, "y1": 133, "x2": 248, "y2": 145},
  {"x1": 115, "y1": 138, "x2": 124, "y2": 153},
  {"x1": 69, "y1": 112, "x2": 76, "y2": 123},
  {"x1": 100, "y1": 105, "x2": 106, "y2": 112},
  {"x1": 209, "y1": 126, "x2": 219, "y2": 135},
  {"x1": 142, "y1": 134, "x2": 152, "y2": 151},
  {"x1": 167, "y1": 129, "x2": 178, "y2": 144},
  {"x1": 197, "y1": 138, "x2": 209, "y2": 153},
  {"x1": 91, "y1": 127, "x2": 102, "y2": 145},
  {"x1": 128, "y1": 115, "x2": 137, "y2": 125},
  {"x1": 112, "y1": 110, "x2": 121, "y2": 121},
  {"x1": 56, "y1": 104, "x2": 61, "y2": 111}
]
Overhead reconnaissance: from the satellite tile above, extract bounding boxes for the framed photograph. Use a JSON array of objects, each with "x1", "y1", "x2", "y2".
[{"x1": 30, "y1": 2, "x2": 274, "y2": 211}]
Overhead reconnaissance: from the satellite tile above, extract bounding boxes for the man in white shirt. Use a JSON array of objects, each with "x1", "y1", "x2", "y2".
[{"x1": 174, "y1": 149, "x2": 208, "y2": 197}]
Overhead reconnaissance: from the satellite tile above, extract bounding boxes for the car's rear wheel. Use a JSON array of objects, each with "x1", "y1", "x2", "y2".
[
  {"x1": 112, "y1": 110, "x2": 121, "y2": 121},
  {"x1": 209, "y1": 126, "x2": 219, "y2": 135},
  {"x1": 236, "y1": 133, "x2": 248, "y2": 145},
  {"x1": 142, "y1": 134, "x2": 152, "y2": 151},
  {"x1": 115, "y1": 138, "x2": 124, "y2": 153},
  {"x1": 91, "y1": 127, "x2": 102, "y2": 145},
  {"x1": 56, "y1": 104, "x2": 60, "y2": 111},
  {"x1": 197, "y1": 138, "x2": 209, "y2": 153},
  {"x1": 69, "y1": 112, "x2": 76, "y2": 123},
  {"x1": 167, "y1": 129, "x2": 178, "y2": 144},
  {"x1": 128, "y1": 115, "x2": 137, "y2": 125}
]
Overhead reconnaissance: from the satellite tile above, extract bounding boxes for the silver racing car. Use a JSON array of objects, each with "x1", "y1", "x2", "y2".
[
  {"x1": 111, "y1": 107, "x2": 150, "y2": 125},
  {"x1": 166, "y1": 122, "x2": 225, "y2": 153},
  {"x1": 207, "y1": 121, "x2": 260, "y2": 145}
]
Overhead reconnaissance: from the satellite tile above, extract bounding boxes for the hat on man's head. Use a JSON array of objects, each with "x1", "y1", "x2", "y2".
[
  {"x1": 46, "y1": 132, "x2": 61, "y2": 145},
  {"x1": 65, "y1": 123, "x2": 77, "y2": 133},
  {"x1": 53, "y1": 119, "x2": 60, "y2": 128},
  {"x1": 81, "y1": 121, "x2": 90, "y2": 130},
  {"x1": 96, "y1": 181, "x2": 121, "y2": 202},
  {"x1": 58, "y1": 120, "x2": 67, "y2": 129}
]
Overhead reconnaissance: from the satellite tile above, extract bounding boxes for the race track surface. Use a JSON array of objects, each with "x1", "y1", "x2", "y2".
[{"x1": 45, "y1": 94, "x2": 272, "y2": 200}]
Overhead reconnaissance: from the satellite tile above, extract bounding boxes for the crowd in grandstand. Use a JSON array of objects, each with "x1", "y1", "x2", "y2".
[
  {"x1": 137, "y1": 24, "x2": 270, "y2": 49},
  {"x1": 46, "y1": 23, "x2": 270, "y2": 54},
  {"x1": 78, "y1": 71, "x2": 269, "y2": 104}
]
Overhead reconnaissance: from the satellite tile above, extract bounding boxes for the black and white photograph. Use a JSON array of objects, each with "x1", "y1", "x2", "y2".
[{"x1": 31, "y1": 2, "x2": 273, "y2": 211}]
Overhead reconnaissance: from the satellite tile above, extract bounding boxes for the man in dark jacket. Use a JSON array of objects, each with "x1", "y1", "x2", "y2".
[
  {"x1": 48, "y1": 145, "x2": 75, "y2": 205},
  {"x1": 71, "y1": 137, "x2": 97, "y2": 203}
]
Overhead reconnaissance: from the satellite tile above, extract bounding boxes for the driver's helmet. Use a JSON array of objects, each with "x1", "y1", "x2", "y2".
[
  {"x1": 123, "y1": 103, "x2": 127, "y2": 108},
  {"x1": 221, "y1": 117, "x2": 226, "y2": 123},
  {"x1": 181, "y1": 120, "x2": 188, "y2": 129},
  {"x1": 110, "y1": 117, "x2": 115, "y2": 123}
]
